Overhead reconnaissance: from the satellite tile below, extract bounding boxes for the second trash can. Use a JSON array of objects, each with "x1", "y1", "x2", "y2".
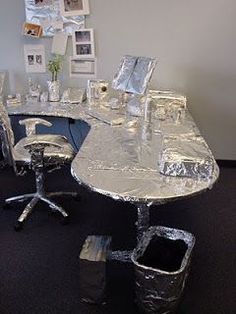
[{"x1": 131, "y1": 226, "x2": 195, "y2": 314}]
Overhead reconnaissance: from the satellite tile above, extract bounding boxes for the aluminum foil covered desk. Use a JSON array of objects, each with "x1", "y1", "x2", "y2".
[{"x1": 8, "y1": 101, "x2": 219, "y2": 251}]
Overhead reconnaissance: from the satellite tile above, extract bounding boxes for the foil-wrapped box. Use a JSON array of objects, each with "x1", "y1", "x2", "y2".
[
  {"x1": 149, "y1": 90, "x2": 187, "y2": 122},
  {"x1": 79, "y1": 235, "x2": 111, "y2": 304},
  {"x1": 112, "y1": 55, "x2": 156, "y2": 95},
  {"x1": 159, "y1": 135, "x2": 215, "y2": 179}
]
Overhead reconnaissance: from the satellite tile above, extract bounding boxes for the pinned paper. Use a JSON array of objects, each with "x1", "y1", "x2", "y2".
[
  {"x1": 24, "y1": 45, "x2": 46, "y2": 73},
  {"x1": 51, "y1": 32, "x2": 68, "y2": 55}
]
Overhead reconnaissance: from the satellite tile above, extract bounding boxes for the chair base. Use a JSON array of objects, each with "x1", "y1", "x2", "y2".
[{"x1": 5, "y1": 191, "x2": 78, "y2": 231}]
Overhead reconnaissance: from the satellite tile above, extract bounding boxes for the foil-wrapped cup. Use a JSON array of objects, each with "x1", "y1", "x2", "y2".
[
  {"x1": 48, "y1": 80, "x2": 60, "y2": 102},
  {"x1": 159, "y1": 135, "x2": 215, "y2": 179}
]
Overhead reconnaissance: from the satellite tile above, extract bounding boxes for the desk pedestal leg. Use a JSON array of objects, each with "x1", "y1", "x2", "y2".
[
  {"x1": 136, "y1": 203, "x2": 150, "y2": 242},
  {"x1": 109, "y1": 203, "x2": 151, "y2": 263}
]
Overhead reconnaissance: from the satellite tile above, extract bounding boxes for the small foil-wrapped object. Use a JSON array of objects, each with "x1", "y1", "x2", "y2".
[
  {"x1": 149, "y1": 90, "x2": 187, "y2": 122},
  {"x1": 112, "y1": 55, "x2": 156, "y2": 95},
  {"x1": 159, "y1": 135, "x2": 215, "y2": 179},
  {"x1": 131, "y1": 226, "x2": 195, "y2": 314},
  {"x1": 28, "y1": 77, "x2": 41, "y2": 101},
  {"x1": 61, "y1": 88, "x2": 86, "y2": 104},
  {"x1": 40, "y1": 91, "x2": 49, "y2": 103},
  {"x1": 79, "y1": 235, "x2": 111, "y2": 304},
  {"x1": 87, "y1": 80, "x2": 109, "y2": 106}
]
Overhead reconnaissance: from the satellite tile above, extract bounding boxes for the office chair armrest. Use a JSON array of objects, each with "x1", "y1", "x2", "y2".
[{"x1": 19, "y1": 118, "x2": 52, "y2": 136}]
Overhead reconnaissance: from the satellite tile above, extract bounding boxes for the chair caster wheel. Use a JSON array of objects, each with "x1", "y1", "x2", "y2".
[
  {"x1": 14, "y1": 221, "x2": 23, "y2": 231},
  {"x1": 61, "y1": 216, "x2": 70, "y2": 225}
]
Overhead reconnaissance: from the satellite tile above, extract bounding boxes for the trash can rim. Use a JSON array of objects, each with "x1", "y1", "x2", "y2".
[{"x1": 131, "y1": 226, "x2": 195, "y2": 275}]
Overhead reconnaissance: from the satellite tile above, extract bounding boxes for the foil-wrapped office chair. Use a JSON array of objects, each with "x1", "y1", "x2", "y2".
[{"x1": 0, "y1": 102, "x2": 78, "y2": 230}]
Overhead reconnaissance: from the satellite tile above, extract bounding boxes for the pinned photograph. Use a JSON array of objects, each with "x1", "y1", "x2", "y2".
[
  {"x1": 72, "y1": 28, "x2": 95, "y2": 58},
  {"x1": 28, "y1": 55, "x2": 34, "y2": 65},
  {"x1": 59, "y1": 0, "x2": 90, "y2": 17},
  {"x1": 35, "y1": 0, "x2": 52, "y2": 6},
  {"x1": 75, "y1": 30, "x2": 91, "y2": 42},
  {"x1": 24, "y1": 45, "x2": 46, "y2": 73},
  {"x1": 76, "y1": 44, "x2": 92, "y2": 55},
  {"x1": 23, "y1": 22, "x2": 43, "y2": 38},
  {"x1": 36, "y1": 55, "x2": 42, "y2": 64},
  {"x1": 69, "y1": 57, "x2": 96, "y2": 78}
]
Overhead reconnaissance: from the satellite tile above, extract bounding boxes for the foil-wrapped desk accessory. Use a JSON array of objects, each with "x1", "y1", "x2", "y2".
[
  {"x1": 48, "y1": 80, "x2": 60, "y2": 102},
  {"x1": 112, "y1": 55, "x2": 156, "y2": 95},
  {"x1": 27, "y1": 78, "x2": 41, "y2": 102},
  {"x1": 159, "y1": 135, "x2": 215, "y2": 179},
  {"x1": 40, "y1": 91, "x2": 49, "y2": 103},
  {"x1": 87, "y1": 80, "x2": 109, "y2": 107},
  {"x1": 150, "y1": 90, "x2": 187, "y2": 123},
  {"x1": 6, "y1": 94, "x2": 22, "y2": 107},
  {"x1": 61, "y1": 88, "x2": 86, "y2": 104}
]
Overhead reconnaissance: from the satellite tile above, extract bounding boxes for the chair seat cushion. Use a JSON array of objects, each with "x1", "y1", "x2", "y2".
[{"x1": 13, "y1": 135, "x2": 75, "y2": 164}]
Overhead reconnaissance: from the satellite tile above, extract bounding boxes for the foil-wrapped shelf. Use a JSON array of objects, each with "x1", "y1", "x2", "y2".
[{"x1": 159, "y1": 135, "x2": 215, "y2": 179}]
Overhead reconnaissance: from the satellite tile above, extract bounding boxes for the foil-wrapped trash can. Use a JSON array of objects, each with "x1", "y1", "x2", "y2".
[{"x1": 131, "y1": 226, "x2": 195, "y2": 314}]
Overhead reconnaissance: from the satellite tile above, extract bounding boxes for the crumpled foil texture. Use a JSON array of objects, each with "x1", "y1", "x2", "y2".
[
  {"x1": 0, "y1": 101, "x2": 15, "y2": 167},
  {"x1": 7, "y1": 95, "x2": 219, "y2": 205},
  {"x1": 24, "y1": 0, "x2": 85, "y2": 36},
  {"x1": 112, "y1": 55, "x2": 156, "y2": 95},
  {"x1": 48, "y1": 80, "x2": 60, "y2": 102},
  {"x1": 159, "y1": 135, "x2": 215, "y2": 179},
  {"x1": 131, "y1": 226, "x2": 195, "y2": 314}
]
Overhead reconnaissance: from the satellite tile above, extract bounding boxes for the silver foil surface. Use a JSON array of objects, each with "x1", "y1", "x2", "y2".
[
  {"x1": 86, "y1": 106, "x2": 125, "y2": 126},
  {"x1": 24, "y1": 0, "x2": 85, "y2": 36},
  {"x1": 112, "y1": 56, "x2": 156, "y2": 95},
  {"x1": 7, "y1": 96, "x2": 219, "y2": 206},
  {"x1": 87, "y1": 80, "x2": 109, "y2": 106},
  {"x1": 48, "y1": 80, "x2": 60, "y2": 102},
  {"x1": 61, "y1": 88, "x2": 86, "y2": 104},
  {"x1": 160, "y1": 135, "x2": 215, "y2": 179},
  {"x1": 0, "y1": 100, "x2": 16, "y2": 168},
  {"x1": 131, "y1": 226, "x2": 195, "y2": 314}
]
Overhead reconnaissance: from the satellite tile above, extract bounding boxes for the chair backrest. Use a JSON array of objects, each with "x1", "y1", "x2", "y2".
[{"x1": 0, "y1": 72, "x2": 17, "y2": 172}]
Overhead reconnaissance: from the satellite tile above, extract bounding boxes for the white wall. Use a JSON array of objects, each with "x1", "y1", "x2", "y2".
[{"x1": 0, "y1": 0, "x2": 235, "y2": 159}]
